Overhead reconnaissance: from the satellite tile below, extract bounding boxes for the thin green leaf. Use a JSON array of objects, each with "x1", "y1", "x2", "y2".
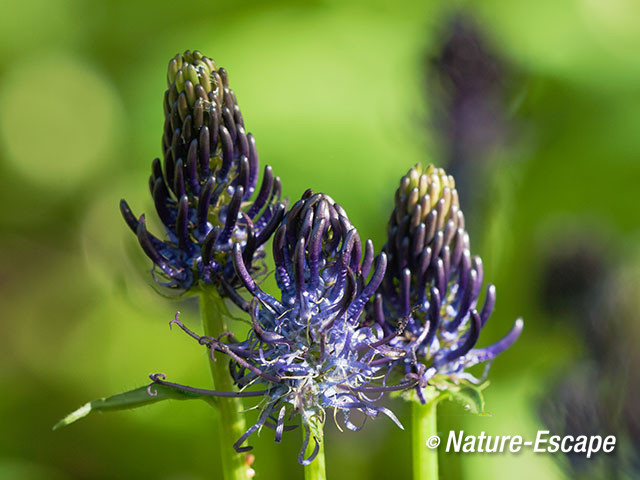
[
  {"x1": 53, "y1": 384, "x2": 216, "y2": 430},
  {"x1": 447, "y1": 384, "x2": 485, "y2": 415}
]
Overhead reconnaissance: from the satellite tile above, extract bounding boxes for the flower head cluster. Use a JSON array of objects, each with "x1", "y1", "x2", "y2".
[
  {"x1": 374, "y1": 164, "x2": 522, "y2": 401},
  {"x1": 120, "y1": 51, "x2": 285, "y2": 307},
  {"x1": 57, "y1": 50, "x2": 525, "y2": 472},
  {"x1": 155, "y1": 191, "x2": 416, "y2": 464}
]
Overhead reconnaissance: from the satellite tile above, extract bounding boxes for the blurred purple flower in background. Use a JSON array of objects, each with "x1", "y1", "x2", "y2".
[
  {"x1": 428, "y1": 15, "x2": 506, "y2": 161},
  {"x1": 539, "y1": 235, "x2": 640, "y2": 477},
  {"x1": 425, "y1": 14, "x2": 515, "y2": 233}
]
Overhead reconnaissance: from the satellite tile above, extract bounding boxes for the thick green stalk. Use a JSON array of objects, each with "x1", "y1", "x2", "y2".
[
  {"x1": 412, "y1": 400, "x2": 439, "y2": 480},
  {"x1": 303, "y1": 416, "x2": 326, "y2": 480},
  {"x1": 200, "y1": 288, "x2": 249, "y2": 480}
]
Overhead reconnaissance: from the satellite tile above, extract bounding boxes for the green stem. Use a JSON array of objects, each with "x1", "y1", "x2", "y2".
[
  {"x1": 412, "y1": 400, "x2": 439, "y2": 480},
  {"x1": 303, "y1": 416, "x2": 326, "y2": 480},
  {"x1": 200, "y1": 288, "x2": 249, "y2": 480}
]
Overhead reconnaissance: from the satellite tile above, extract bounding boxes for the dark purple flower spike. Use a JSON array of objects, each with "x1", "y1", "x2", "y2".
[
  {"x1": 426, "y1": 14, "x2": 511, "y2": 230},
  {"x1": 157, "y1": 192, "x2": 416, "y2": 464},
  {"x1": 376, "y1": 164, "x2": 522, "y2": 401},
  {"x1": 120, "y1": 51, "x2": 285, "y2": 309}
]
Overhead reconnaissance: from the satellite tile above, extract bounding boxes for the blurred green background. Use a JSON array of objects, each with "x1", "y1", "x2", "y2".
[{"x1": 2, "y1": 0, "x2": 640, "y2": 478}]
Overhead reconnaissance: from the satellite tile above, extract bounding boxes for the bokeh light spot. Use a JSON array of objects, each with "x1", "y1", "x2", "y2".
[{"x1": 0, "y1": 52, "x2": 122, "y2": 189}]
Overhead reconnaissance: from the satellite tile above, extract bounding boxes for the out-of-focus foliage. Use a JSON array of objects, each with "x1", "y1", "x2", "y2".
[{"x1": 1, "y1": 0, "x2": 640, "y2": 479}]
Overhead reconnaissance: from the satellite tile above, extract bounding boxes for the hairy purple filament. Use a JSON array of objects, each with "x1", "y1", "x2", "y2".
[{"x1": 120, "y1": 51, "x2": 285, "y2": 310}]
